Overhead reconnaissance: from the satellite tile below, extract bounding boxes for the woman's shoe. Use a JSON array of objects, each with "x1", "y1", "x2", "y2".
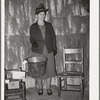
[
  {"x1": 47, "y1": 89, "x2": 52, "y2": 95},
  {"x1": 38, "y1": 89, "x2": 43, "y2": 95}
]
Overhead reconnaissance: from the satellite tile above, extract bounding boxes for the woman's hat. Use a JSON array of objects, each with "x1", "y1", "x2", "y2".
[{"x1": 35, "y1": 3, "x2": 48, "y2": 15}]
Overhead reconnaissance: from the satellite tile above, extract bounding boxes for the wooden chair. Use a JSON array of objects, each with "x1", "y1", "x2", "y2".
[
  {"x1": 5, "y1": 68, "x2": 27, "y2": 100},
  {"x1": 57, "y1": 47, "x2": 84, "y2": 97}
]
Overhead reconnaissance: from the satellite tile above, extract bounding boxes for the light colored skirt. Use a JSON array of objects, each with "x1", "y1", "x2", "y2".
[{"x1": 27, "y1": 46, "x2": 57, "y2": 79}]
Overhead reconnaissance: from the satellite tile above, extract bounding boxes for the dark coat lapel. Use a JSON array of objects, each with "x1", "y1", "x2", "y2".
[
  {"x1": 35, "y1": 21, "x2": 44, "y2": 40},
  {"x1": 35, "y1": 21, "x2": 48, "y2": 41}
]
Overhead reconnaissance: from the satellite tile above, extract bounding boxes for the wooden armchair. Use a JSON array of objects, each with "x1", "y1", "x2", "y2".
[{"x1": 5, "y1": 68, "x2": 27, "y2": 100}]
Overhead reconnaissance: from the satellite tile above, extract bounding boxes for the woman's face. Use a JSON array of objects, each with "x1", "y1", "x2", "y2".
[{"x1": 37, "y1": 11, "x2": 46, "y2": 21}]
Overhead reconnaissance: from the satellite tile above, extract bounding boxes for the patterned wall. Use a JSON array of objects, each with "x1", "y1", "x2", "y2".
[{"x1": 5, "y1": 0, "x2": 89, "y2": 88}]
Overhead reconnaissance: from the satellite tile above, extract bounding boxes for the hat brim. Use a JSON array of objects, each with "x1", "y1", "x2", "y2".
[{"x1": 35, "y1": 9, "x2": 48, "y2": 15}]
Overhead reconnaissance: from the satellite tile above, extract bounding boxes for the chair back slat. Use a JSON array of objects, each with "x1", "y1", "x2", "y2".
[
  {"x1": 63, "y1": 47, "x2": 84, "y2": 73},
  {"x1": 63, "y1": 48, "x2": 83, "y2": 54}
]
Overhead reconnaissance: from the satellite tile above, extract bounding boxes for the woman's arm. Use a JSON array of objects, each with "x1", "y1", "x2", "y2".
[
  {"x1": 50, "y1": 23, "x2": 57, "y2": 56},
  {"x1": 30, "y1": 25, "x2": 38, "y2": 48}
]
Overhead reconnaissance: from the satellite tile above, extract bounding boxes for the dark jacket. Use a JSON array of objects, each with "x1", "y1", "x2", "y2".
[{"x1": 30, "y1": 21, "x2": 57, "y2": 55}]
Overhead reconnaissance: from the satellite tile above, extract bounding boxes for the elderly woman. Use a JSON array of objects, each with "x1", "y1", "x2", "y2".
[{"x1": 29, "y1": 3, "x2": 57, "y2": 95}]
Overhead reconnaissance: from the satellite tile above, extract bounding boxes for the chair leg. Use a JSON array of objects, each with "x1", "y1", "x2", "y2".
[
  {"x1": 23, "y1": 84, "x2": 27, "y2": 100},
  {"x1": 80, "y1": 78, "x2": 84, "y2": 97},
  {"x1": 21, "y1": 82, "x2": 27, "y2": 100},
  {"x1": 65, "y1": 76, "x2": 67, "y2": 89},
  {"x1": 58, "y1": 77, "x2": 61, "y2": 97},
  {"x1": 5, "y1": 96, "x2": 7, "y2": 100},
  {"x1": 22, "y1": 91, "x2": 27, "y2": 100},
  {"x1": 24, "y1": 86, "x2": 27, "y2": 100}
]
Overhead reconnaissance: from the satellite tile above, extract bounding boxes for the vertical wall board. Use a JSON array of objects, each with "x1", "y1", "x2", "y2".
[
  {"x1": 72, "y1": 16, "x2": 81, "y2": 34},
  {"x1": 5, "y1": 0, "x2": 89, "y2": 88},
  {"x1": 52, "y1": 18, "x2": 65, "y2": 36},
  {"x1": 49, "y1": 0, "x2": 57, "y2": 18},
  {"x1": 81, "y1": 16, "x2": 89, "y2": 34}
]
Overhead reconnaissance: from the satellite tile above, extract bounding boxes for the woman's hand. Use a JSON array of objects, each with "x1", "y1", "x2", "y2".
[
  {"x1": 32, "y1": 40, "x2": 38, "y2": 48},
  {"x1": 53, "y1": 50, "x2": 57, "y2": 56}
]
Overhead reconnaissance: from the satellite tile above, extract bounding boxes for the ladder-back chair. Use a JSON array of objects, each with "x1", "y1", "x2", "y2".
[{"x1": 57, "y1": 47, "x2": 84, "y2": 97}]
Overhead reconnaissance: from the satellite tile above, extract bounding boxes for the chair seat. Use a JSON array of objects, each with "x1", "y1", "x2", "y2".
[
  {"x1": 58, "y1": 71, "x2": 83, "y2": 77},
  {"x1": 5, "y1": 89, "x2": 23, "y2": 96}
]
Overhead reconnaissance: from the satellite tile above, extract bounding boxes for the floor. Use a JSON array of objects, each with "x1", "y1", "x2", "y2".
[{"x1": 26, "y1": 86, "x2": 89, "y2": 100}]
